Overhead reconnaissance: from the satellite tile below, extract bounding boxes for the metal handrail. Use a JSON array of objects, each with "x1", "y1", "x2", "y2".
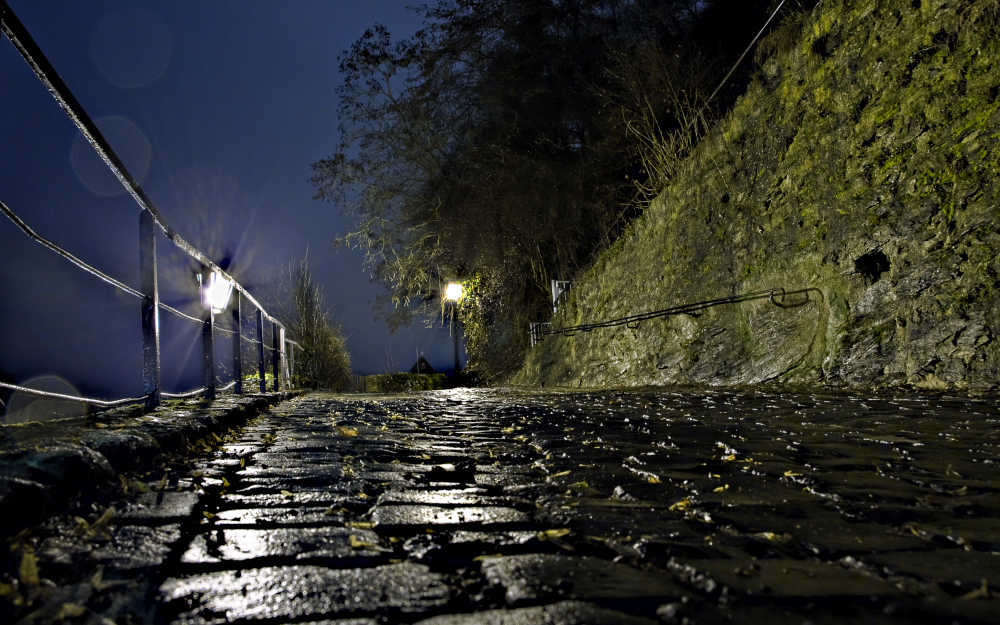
[
  {"x1": 531, "y1": 288, "x2": 822, "y2": 341},
  {"x1": 0, "y1": 1, "x2": 297, "y2": 407},
  {"x1": 161, "y1": 380, "x2": 236, "y2": 399},
  {"x1": 0, "y1": 378, "x2": 244, "y2": 410},
  {"x1": 0, "y1": 3, "x2": 279, "y2": 331},
  {"x1": 0, "y1": 381, "x2": 146, "y2": 408}
]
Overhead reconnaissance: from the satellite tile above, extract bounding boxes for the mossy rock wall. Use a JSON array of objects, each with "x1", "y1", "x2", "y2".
[{"x1": 517, "y1": 0, "x2": 1000, "y2": 391}]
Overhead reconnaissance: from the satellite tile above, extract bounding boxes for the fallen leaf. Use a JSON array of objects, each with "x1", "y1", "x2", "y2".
[
  {"x1": 958, "y1": 578, "x2": 991, "y2": 601},
  {"x1": 538, "y1": 528, "x2": 571, "y2": 540},
  {"x1": 71, "y1": 516, "x2": 91, "y2": 537},
  {"x1": 349, "y1": 535, "x2": 379, "y2": 549},
  {"x1": 669, "y1": 498, "x2": 692, "y2": 511},
  {"x1": 0, "y1": 581, "x2": 18, "y2": 599},
  {"x1": 721, "y1": 454, "x2": 737, "y2": 462},
  {"x1": 19, "y1": 550, "x2": 39, "y2": 586},
  {"x1": 222, "y1": 478, "x2": 231, "y2": 488},
  {"x1": 648, "y1": 476, "x2": 662, "y2": 484},
  {"x1": 346, "y1": 521, "x2": 375, "y2": 529},
  {"x1": 89, "y1": 507, "x2": 115, "y2": 540},
  {"x1": 547, "y1": 470, "x2": 572, "y2": 480},
  {"x1": 337, "y1": 426, "x2": 359, "y2": 437},
  {"x1": 281, "y1": 490, "x2": 295, "y2": 497},
  {"x1": 783, "y1": 470, "x2": 803, "y2": 477},
  {"x1": 56, "y1": 603, "x2": 87, "y2": 619},
  {"x1": 713, "y1": 484, "x2": 729, "y2": 492},
  {"x1": 752, "y1": 532, "x2": 791, "y2": 543},
  {"x1": 473, "y1": 554, "x2": 503, "y2": 561},
  {"x1": 203, "y1": 512, "x2": 216, "y2": 519}
]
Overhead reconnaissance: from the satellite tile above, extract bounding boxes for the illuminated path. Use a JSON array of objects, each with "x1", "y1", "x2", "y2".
[{"x1": 20, "y1": 389, "x2": 1000, "y2": 623}]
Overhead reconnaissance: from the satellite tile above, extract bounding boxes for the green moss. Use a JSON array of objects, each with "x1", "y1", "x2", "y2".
[
  {"x1": 873, "y1": 102, "x2": 901, "y2": 127},
  {"x1": 953, "y1": 100, "x2": 1000, "y2": 139}
]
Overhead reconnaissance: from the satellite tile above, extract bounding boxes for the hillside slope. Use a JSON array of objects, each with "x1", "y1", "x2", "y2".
[{"x1": 516, "y1": 0, "x2": 1000, "y2": 391}]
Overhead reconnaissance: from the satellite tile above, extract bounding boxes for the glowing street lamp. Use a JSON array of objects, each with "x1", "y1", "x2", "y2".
[
  {"x1": 444, "y1": 281, "x2": 464, "y2": 302},
  {"x1": 200, "y1": 270, "x2": 233, "y2": 313},
  {"x1": 198, "y1": 268, "x2": 233, "y2": 400},
  {"x1": 443, "y1": 281, "x2": 464, "y2": 373}
]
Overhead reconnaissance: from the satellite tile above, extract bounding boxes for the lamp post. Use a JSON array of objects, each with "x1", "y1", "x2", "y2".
[
  {"x1": 199, "y1": 269, "x2": 233, "y2": 399},
  {"x1": 443, "y1": 281, "x2": 463, "y2": 374}
]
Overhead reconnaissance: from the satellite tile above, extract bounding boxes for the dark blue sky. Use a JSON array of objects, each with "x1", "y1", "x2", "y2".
[{"x1": 0, "y1": 0, "x2": 464, "y2": 398}]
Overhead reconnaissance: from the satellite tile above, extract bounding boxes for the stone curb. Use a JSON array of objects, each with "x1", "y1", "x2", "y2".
[{"x1": 0, "y1": 391, "x2": 301, "y2": 540}]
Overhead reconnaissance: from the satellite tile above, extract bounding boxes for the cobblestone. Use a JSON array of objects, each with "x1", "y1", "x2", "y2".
[{"x1": 3, "y1": 388, "x2": 1000, "y2": 624}]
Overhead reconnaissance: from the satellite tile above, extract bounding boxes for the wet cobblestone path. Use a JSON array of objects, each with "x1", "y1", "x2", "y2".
[{"x1": 17, "y1": 389, "x2": 1000, "y2": 624}]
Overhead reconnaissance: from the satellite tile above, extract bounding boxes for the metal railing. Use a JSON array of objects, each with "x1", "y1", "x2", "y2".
[
  {"x1": 0, "y1": 2, "x2": 297, "y2": 408},
  {"x1": 530, "y1": 288, "x2": 821, "y2": 343},
  {"x1": 344, "y1": 374, "x2": 368, "y2": 393}
]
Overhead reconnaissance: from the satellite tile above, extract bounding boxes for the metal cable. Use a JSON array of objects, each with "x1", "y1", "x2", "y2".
[
  {"x1": 160, "y1": 303, "x2": 202, "y2": 324},
  {"x1": 1, "y1": 199, "x2": 144, "y2": 298},
  {"x1": 161, "y1": 387, "x2": 208, "y2": 399},
  {"x1": 535, "y1": 288, "x2": 821, "y2": 338},
  {"x1": 0, "y1": 380, "x2": 145, "y2": 407},
  {"x1": 1, "y1": 198, "x2": 218, "y2": 328},
  {"x1": 0, "y1": 377, "x2": 264, "y2": 409},
  {"x1": 236, "y1": 334, "x2": 277, "y2": 351},
  {"x1": 702, "y1": 0, "x2": 789, "y2": 113}
]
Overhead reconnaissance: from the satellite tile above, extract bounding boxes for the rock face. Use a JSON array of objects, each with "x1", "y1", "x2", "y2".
[{"x1": 517, "y1": 0, "x2": 1000, "y2": 391}]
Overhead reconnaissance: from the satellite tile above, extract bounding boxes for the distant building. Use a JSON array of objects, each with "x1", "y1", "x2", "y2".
[{"x1": 410, "y1": 357, "x2": 435, "y2": 374}]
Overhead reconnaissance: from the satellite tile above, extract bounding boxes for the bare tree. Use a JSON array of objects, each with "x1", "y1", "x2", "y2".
[{"x1": 285, "y1": 260, "x2": 352, "y2": 390}]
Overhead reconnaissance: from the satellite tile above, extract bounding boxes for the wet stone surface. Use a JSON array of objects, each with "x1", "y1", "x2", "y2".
[{"x1": 5, "y1": 388, "x2": 1000, "y2": 624}]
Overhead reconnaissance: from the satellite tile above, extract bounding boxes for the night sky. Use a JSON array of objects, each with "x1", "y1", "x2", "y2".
[{"x1": 0, "y1": 0, "x2": 464, "y2": 401}]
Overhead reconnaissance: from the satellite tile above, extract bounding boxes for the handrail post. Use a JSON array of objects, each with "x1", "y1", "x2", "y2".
[
  {"x1": 256, "y1": 309, "x2": 266, "y2": 392},
  {"x1": 139, "y1": 209, "x2": 161, "y2": 408},
  {"x1": 201, "y1": 267, "x2": 216, "y2": 400},
  {"x1": 279, "y1": 327, "x2": 288, "y2": 390},
  {"x1": 271, "y1": 320, "x2": 280, "y2": 392},
  {"x1": 232, "y1": 290, "x2": 242, "y2": 395}
]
